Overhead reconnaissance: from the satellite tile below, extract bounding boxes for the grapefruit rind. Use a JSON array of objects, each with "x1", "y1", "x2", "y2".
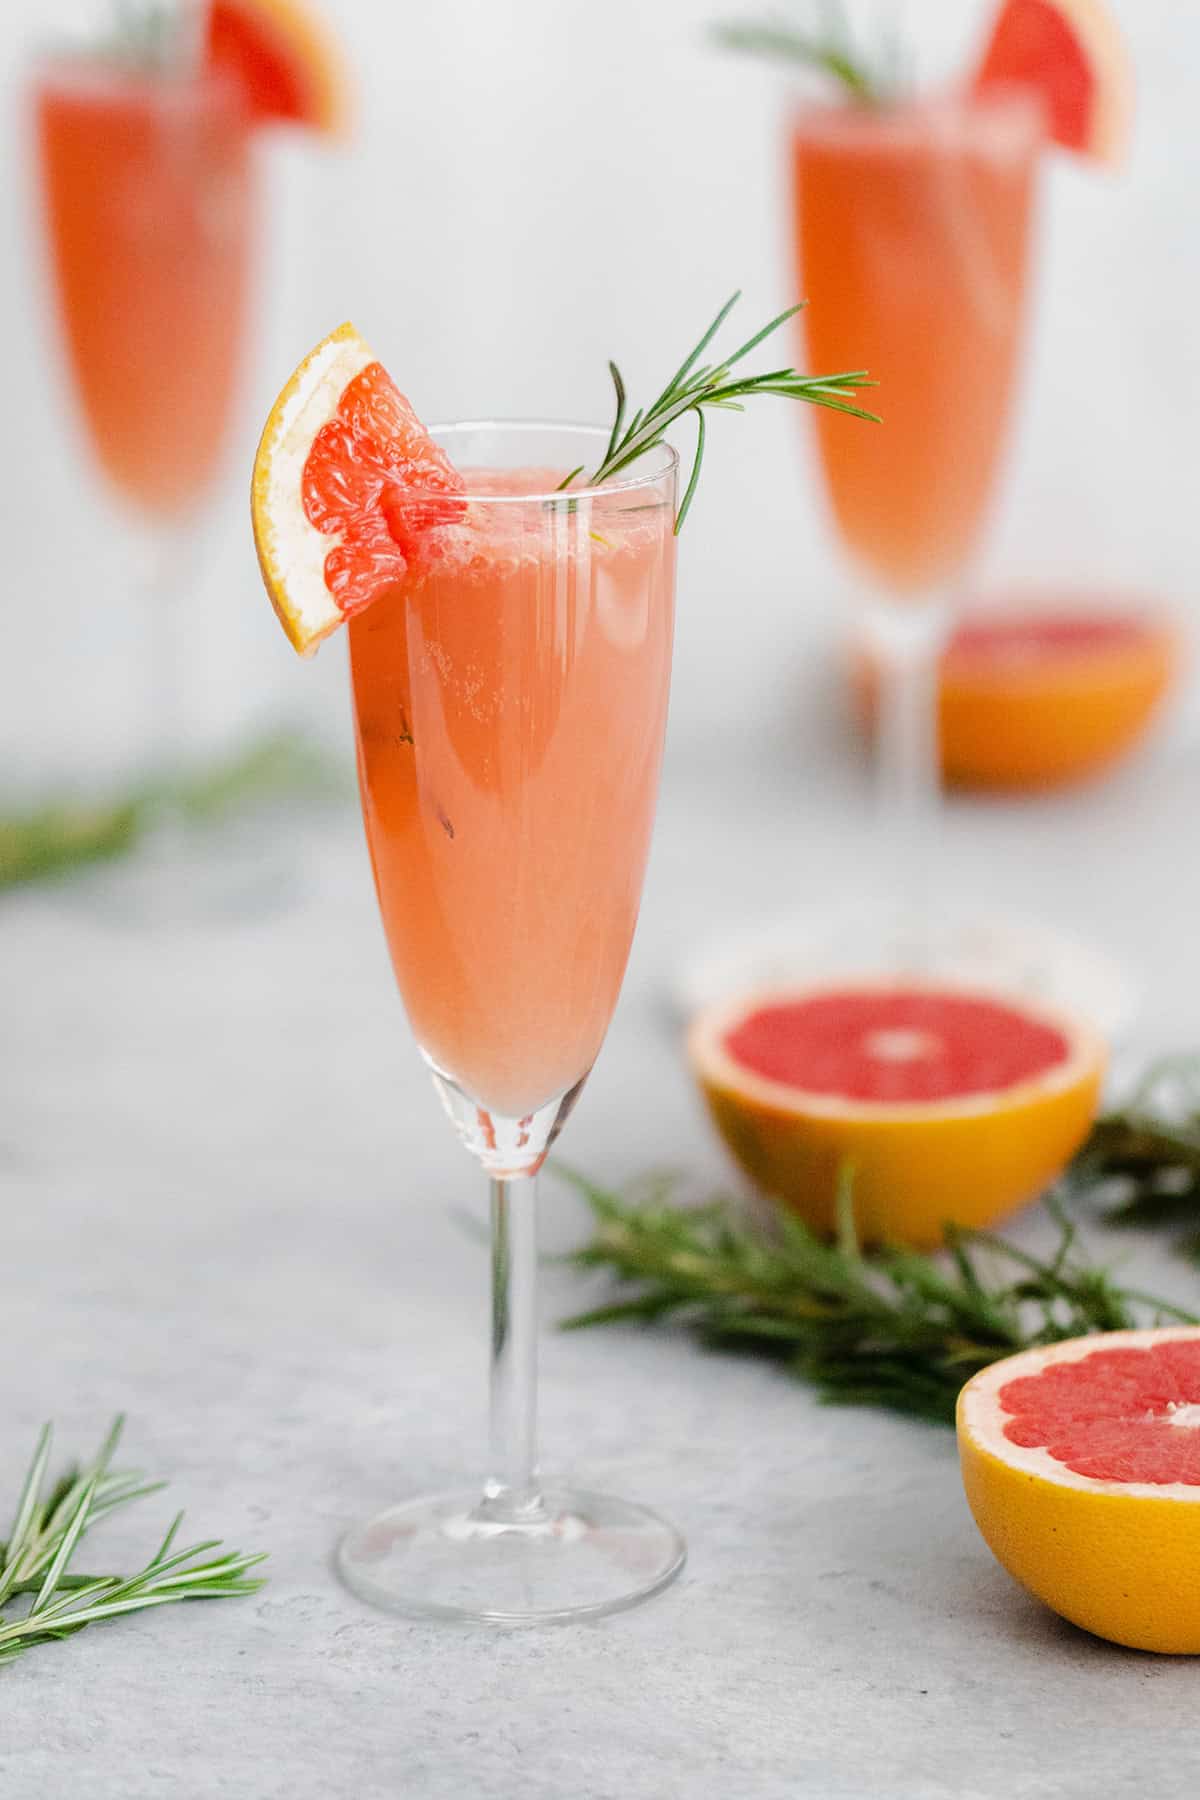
[
  {"x1": 958, "y1": 1329, "x2": 1200, "y2": 1654},
  {"x1": 687, "y1": 984, "x2": 1105, "y2": 1247},
  {"x1": 251, "y1": 321, "x2": 373, "y2": 655},
  {"x1": 973, "y1": 0, "x2": 1134, "y2": 166},
  {"x1": 852, "y1": 608, "x2": 1179, "y2": 791},
  {"x1": 940, "y1": 613, "x2": 1177, "y2": 789}
]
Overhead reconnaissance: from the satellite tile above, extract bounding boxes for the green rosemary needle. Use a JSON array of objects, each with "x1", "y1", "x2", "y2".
[
  {"x1": 1068, "y1": 1054, "x2": 1200, "y2": 1260},
  {"x1": 0, "y1": 1417, "x2": 266, "y2": 1665},
  {"x1": 559, "y1": 289, "x2": 877, "y2": 532},
  {"x1": 557, "y1": 1168, "x2": 1196, "y2": 1425},
  {"x1": 712, "y1": 2, "x2": 897, "y2": 103}
]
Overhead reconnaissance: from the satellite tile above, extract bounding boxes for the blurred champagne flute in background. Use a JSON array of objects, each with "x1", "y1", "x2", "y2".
[
  {"x1": 793, "y1": 82, "x2": 1041, "y2": 953},
  {"x1": 28, "y1": 0, "x2": 344, "y2": 909},
  {"x1": 704, "y1": 0, "x2": 1135, "y2": 1015}
]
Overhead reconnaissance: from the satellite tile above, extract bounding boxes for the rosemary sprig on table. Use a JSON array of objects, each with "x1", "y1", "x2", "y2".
[
  {"x1": 713, "y1": 2, "x2": 899, "y2": 103},
  {"x1": 0, "y1": 1417, "x2": 265, "y2": 1665},
  {"x1": 1068, "y1": 1056, "x2": 1200, "y2": 1260},
  {"x1": 558, "y1": 1169, "x2": 1196, "y2": 1426},
  {"x1": 0, "y1": 729, "x2": 343, "y2": 894},
  {"x1": 560, "y1": 290, "x2": 877, "y2": 532}
]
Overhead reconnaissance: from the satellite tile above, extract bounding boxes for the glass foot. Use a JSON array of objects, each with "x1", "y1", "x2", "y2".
[{"x1": 336, "y1": 1486, "x2": 686, "y2": 1624}]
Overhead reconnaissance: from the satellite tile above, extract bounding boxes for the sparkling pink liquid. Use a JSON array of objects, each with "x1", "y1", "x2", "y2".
[
  {"x1": 350, "y1": 469, "x2": 676, "y2": 1119},
  {"x1": 36, "y1": 61, "x2": 254, "y2": 518}
]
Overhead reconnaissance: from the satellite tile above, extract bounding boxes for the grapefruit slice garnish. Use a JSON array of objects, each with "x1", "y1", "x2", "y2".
[
  {"x1": 207, "y1": 0, "x2": 350, "y2": 134},
  {"x1": 251, "y1": 322, "x2": 465, "y2": 655},
  {"x1": 959, "y1": 1329, "x2": 1200, "y2": 1652},
  {"x1": 854, "y1": 599, "x2": 1179, "y2": 791},
  {"x1": 687, "y1": 983, "x2": 1105, "y2": 1246},
  {"x1": 972, "y1": 0, "x2": 1133, "y2": 164}
]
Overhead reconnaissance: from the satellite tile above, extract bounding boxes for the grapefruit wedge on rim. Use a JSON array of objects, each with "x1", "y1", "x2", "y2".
[
  {"x1": 207, "y1": 0, "x2": 350, "y2": 134},
  {"x1": 959, "y1": 1329, "x2": 1200, "y2": 1653},
  {"x1": 252, "y1": 323, "x2": 465, "y2": 654},
  {"x1": 688, "y1": 984, "x2": 1105, "y2": 1247},
  {"x1": 972, "y1": 0, "x2": 1133, "y2": 165}
]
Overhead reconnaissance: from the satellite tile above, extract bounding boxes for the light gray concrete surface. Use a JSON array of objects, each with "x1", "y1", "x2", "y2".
[{"x1": 4, "y1": 721, "x2": 1200, "y2": 1800}]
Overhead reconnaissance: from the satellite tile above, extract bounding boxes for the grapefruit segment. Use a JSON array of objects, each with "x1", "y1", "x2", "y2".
[
  {"x1": 972, "y1": 0, "x2": 1133, "y2": 165},
  {"x1": 688, "y1": 984, "x2": 1105, "y2": 1246},
  {"x1": 959, "y1": 1329, "x2": 1200, "y2": 1652},
  {"x1": 207, "y1": 0, "x2": 350, "y2": 134},
  {"x1": 251, "y1": 322, "x2": 465, "y2": 655}
]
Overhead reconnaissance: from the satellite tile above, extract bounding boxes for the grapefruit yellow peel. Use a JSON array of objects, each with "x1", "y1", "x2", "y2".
[
  {"x1": 251, "y1": 321, "x2": 373, "y2": 656},
  {"x1": 958, "y1": 1329, "x2": 1200, "y2": 1654}
]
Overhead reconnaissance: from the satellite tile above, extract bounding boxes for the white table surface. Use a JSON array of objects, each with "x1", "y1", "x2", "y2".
[{"x1": 4, "y1": 709, "x2": 1200, "y2": 1800}]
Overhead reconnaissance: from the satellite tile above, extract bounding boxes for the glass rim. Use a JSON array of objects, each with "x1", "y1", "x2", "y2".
[
  {"x1": 421, "y1": 421, "x2": 679, "y2": 507},
  {"x1": 789, "y1": 82, "x2": 1047, "y2": 141},
  {"x1": 29, "y1": 46, "x2": 246, "y2": 100}
]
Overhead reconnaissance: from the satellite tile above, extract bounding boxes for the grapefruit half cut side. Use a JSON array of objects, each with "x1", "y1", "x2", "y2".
[
  {"x1": 972, "y1": 0, "x2": 1133, "y2": 164},
  {"x1": 939, "y1": 607, "x2": 1178, "y2": 789},
  {"x1": 959, "y1": 1328, "x2": 1200, "y2": 1653},
  {"x1": 851, "y1": 600, "x2": 1179, "y2": 792},
  {"x1": 251, "y1": 322, "x2": 465, "y2": 654},
  {"x1": 687, "y1": 984, "x2": 1105, "y2": 1246}
]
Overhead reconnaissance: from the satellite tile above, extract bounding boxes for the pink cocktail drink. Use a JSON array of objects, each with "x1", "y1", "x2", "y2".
[
  {"x1": 35, "y1": 59, "x2": 254, "y2": 519},
  {"x1": 349, "y1": 444, "x2": 676, "y2": 1124},
  {"x1": 792, "y1": 94, "x2": 1039, "y2": 596}
]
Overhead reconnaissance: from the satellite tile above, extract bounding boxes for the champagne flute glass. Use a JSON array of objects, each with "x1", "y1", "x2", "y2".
[
  {"x1": 774, "y1": 84, "x2": 1134, "y2": 1006},
  {"x1": 336, "y1": 425, "x2": 686, "y2": 1623},
  {"x1": 32, "y1": 3, "x2": 258, "y2": 893},
  {"x1": 794, "y1": 88, "x2": 1043, "y2": 968}
]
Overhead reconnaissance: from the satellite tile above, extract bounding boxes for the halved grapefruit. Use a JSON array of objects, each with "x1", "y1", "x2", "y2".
[
  {"x1": 959, "y1": 1328, "x2": 1200, "y2": 1653},
  {"x1": 687, "y1": 984, "x2": 1105, "y2": 1246},
  {"x1": 207, "y1": 0, "x2": 349, "y2": 134},
  {"x1": 940, "y1": 607, "x2": 1178, "y2": 789},
  {"x1": 853, "y1": 601, "x2": 1179, "y2": 792},
  {"x1": 251, "y1": 322, "x2": 465, "y2": 654},
  {"x1": 972, "y1": 0, "x2": 1133, "y2": 165}
]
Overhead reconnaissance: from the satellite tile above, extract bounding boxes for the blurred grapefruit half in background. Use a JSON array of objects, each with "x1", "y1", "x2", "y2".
[{"x1": 854, "y1": 601, "x2": 1180, "y2": 792}]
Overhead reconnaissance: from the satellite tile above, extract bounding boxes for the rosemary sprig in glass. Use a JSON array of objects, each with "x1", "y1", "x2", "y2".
[
  {"x1": 0, "y1": 1417, "x2": 265, "y2": 1665},
  {"x1": 712, "y1": 1, "x2": 901, "y2": 104},
  {"x1": 558, "y1": 1168, "x2": 1196, "y2": 1425},
  {"x1": 559, "y1": 289, "x2": 877, "y2": 532}
]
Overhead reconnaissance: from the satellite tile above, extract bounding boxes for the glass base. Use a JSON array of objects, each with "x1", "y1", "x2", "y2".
[{"x1": 336, "y1": 1486, "x2": 686, "y2": 1624}]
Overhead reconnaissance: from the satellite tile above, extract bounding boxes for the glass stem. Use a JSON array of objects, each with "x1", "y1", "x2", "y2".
[
  {"x1": 866, "y1": 599, "x2": 952, "y2": 956},
  {"x1": 144, "y1": 526, "x2": 184, "y2": 804},
  {"x1": 484, "y1": 1174, "x2": 543, "y2": 1521}
]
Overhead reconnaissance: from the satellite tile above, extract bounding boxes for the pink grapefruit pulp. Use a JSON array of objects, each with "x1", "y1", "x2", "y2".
[
  {"x1": 959, "y1": 1329, "x2": 1200, "y2": 1652},
  {"x1": 688, "y1": 984, "x2": 1105, "y2": 1247}
]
